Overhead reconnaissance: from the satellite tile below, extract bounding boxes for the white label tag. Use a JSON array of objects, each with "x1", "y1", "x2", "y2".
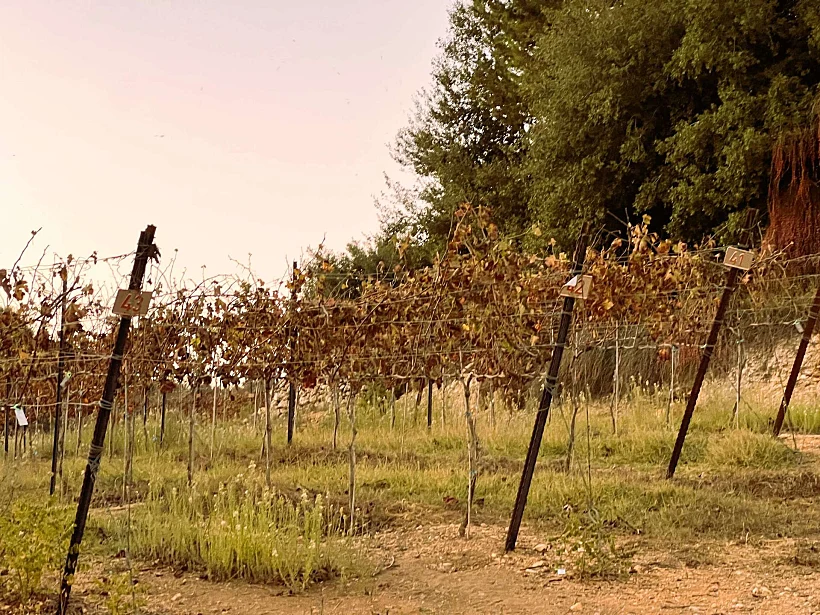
[
  {"x1": 724, "y1": 246, "x2": 754, "y2": 271},
  {"x1": 112, "y1": 289, "x2": 153, "y2": 317},
  {"x1": 14, "y1": 406, "x2": 28, "y2": 427},
  {"x1": 560, "y1": 274, "x2": 593, "y2": 300}
]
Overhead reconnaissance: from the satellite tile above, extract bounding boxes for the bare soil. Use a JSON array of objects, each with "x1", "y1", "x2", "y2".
[{"x1": 64, "y1": 523, "x2": 820, "y2": 615}]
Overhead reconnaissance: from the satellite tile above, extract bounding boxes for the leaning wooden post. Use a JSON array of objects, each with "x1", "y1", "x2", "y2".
[
  {"x1": 57, "y1": 225, "x2": 158, "y2": 615},
  {"x1": 426, "y1": 379, "x2": 433, "y2": 431},
  {"x1": 667, "y1": 210, "x2": 756, "y2": 479},
  {"x1": 284, "y1": 260, "x2": 298, "y2": 445},
  {"x1": 773, "y1": 284, "x2": 820, "y2": 436},
  {"x1": 4, "y1": 403, "x2": 9, "y2": 459},
  {"x1": 666, "y1": 344, "x2": 677, "y2": 425},
  {"x1": 159, "y1": 389, "x2": 167, "y2": 447},
  {"x1": 50, "y1": 273, "x2": 68, "y2": 496},
  {"x1": 505, "y1": 232, "x2": 588, "y2": 552}
]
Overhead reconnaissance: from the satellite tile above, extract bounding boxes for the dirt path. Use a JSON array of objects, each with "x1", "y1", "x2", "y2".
[{"x1": 71, "y1": 524, "x2": 820, "y2": 615}]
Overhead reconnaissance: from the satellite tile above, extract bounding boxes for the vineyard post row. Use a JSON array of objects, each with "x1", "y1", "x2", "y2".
[
  {"x1": 57, "y1": 224, "x2": 159, "y2": 615},
  {"x1": 667, "y1": 208, "x2": 757, "y2": 479},
  {"x1": 49, "y1": 273, "x2": 67, "y2": 496},
  {"x1": 773, "y1": 283, "x2": 820, "y2": 436},
  {"x1": 287, "y1": 260, "x2": 297, "y2": 445},
  {"x1": 506, "y1": 230, "x2": 588, "y2": 552}
]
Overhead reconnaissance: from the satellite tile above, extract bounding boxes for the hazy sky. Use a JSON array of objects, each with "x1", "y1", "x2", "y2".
[{"x1": 0, "y1": 1, "x2": 451, "y2": 281}]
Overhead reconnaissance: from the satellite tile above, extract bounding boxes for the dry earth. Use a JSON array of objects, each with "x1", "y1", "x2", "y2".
[{"x1": 61, "y1": 523, "x2": 820, "y2": 615}]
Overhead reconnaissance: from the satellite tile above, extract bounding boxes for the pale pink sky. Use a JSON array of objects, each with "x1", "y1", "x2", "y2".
[{"x1": 0, "y1": 1, "x2": 451, "y2": 280}]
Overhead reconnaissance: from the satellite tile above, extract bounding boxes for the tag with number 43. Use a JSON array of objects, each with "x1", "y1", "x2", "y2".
[{"x1": 112, "y1": 289, "x2": 153, "y2": 317}]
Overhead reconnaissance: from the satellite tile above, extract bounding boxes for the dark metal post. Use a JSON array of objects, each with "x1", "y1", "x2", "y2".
[
  {"x1": 772, "y1": 285, "x2": 820, "y2": 436},
  {"x1": 287, "y1": 260, "x2": 297, "y2": 445},
  {"x1": 505, "y1": 233, "x2": 587, "y2": 552},
  {"x1": 160, "y1": 390, "x2": 167, "y2": 446},
  {"x1": 57, "y1": 225, "x2": 157, "y2": 615},
  {"x1": 3, "y1": 403, "x2": 8, "y2": 458},
  {"x1": 667, "y1": 209, "x2": 756, "y2": 479},
  {"x1": 427, "y1": 379, "x2": 433, "y2": 430},
  {"x1": 666, "y1": 269, "x2": 738, "y2": 478},
  {"x1": 50, "y1": 274, "x2": 68, "y2": 496}
]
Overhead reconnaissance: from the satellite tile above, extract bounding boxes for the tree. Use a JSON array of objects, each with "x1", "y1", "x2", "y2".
[
  {"x1": 394, "y1": 1, "x2": 548, "y2": 244},
  {"x1": 388, "y1": 0, "x2": 820, "y2": 255},
  {"x1": 528, "y1": 0, "x2": 820, "y2": 245}
]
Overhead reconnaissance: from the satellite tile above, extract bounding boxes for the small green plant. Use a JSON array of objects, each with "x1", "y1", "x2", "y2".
[
  {"x1": 705, "y1": 431, "x2": 798, "y2": 468},
  {"x1": 96, "y1": 571, "x2": 145, "y2": 615},
  {"x1": 0, "y1": 500, "x2": 71, "y2": 601},
  {"x1": 553, "y1": 509, "x2": 628, "y2": 579},
  {"x1": 104, "y1": 475, "x2": 360, "y2": 592}
]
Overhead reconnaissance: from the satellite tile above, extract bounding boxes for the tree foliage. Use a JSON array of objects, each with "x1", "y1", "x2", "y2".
[{"x1": 388, "y1": 0, "x2": 820, "y2": 255}]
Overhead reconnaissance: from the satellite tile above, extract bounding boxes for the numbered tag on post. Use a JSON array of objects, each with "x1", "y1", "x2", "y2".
[
  {"x1": 723, "y1": 246, "x2": 754, "y2": 271},
  {"x1": 112, "y1": 289, "x2": 153, "y2": 317},
  {"x1": 560, "y1": 274, "x2": 593, "y2": 300},
  {"x1": 13, "y1": 405, "x2": 28, "y2": 427}
]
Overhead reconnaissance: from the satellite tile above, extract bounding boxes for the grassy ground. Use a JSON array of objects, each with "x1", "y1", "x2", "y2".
[{"x1": 3, "y1": 379, "x2": 820, "y2": 611}]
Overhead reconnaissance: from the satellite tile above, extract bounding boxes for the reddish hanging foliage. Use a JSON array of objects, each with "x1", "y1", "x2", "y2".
[{"x1": 766, "y1": 101, "x2": 820, "y2": 264}]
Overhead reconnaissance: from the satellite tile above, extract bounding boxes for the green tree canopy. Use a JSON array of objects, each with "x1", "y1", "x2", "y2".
[{"x1": 386, "y1": 0, "x2": 820, "y2": 253}]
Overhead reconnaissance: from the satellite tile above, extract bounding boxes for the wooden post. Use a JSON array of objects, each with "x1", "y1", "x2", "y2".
[
  {"x1": 160, "y1": 390, "x2": 167, "y2": 447},
  {"x1": 505, "y1": 232, "x2": 587, "y2": 552},
  {"x1": 460, "y1": 376, "x2": 479, "y2": 539},
  {"x1": 667, "y1": 209, "x2": 756, "y2": 479},
  {"x1": 57, "y1": 225, "x2": 157, "y2": 614},
  {"x1": 142, "y1": 385, "x2": 149, "y2": 449},
  {"x1": 264, "y1": 379, "x2": 272, "y2": 489},
  {"x1": 252, "y1": 380, "x2": 259, "y2": 433},
  {"x1": 210, "y1": 382, "x2": 217, "y2": 459},
  {"x1": 50, "y1": 274, "x2": 68, "y2": 495},
  {"x1": 332, "y1": 382, "x2": 341, "y2": 450},
  {"x1": 58, "y1": 388, "x2": 69, "y2": 495},
  {"x1": 610, "y1": 323, "x2": 620, "y2": 435},
  {"x1": 773, "y1": 285, "x2": 820, "y2": 435},
  {"x1": 666, "y1": 345, "x2": 677, "y2": 426},
  {"x1": 287, "y1": 261, "x2": 298, "y2": 445},
  {"x1": 733, "y1": 333, "x2": 744, "y2": 429},
  {"x1": 426, "y1": 379, "x2": 433, "y2": 431},
  {"x1": 188, "y1": 386, "x2": 196, "y2": 487},
  {"x1": 347, "y1": 394, "x2": 357, "y2": 535},
  {"x1": 4, "y1": 403, "x2": 9, "y2": 459},
  {"x1": 489, "y1": 380, "x2": 496, "y2": 430},
  {"x1": 122, "y1": 379, "x2": 130, "y2": 503}
]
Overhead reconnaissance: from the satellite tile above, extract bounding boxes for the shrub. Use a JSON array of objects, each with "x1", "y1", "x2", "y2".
[
  {"x1": 0, "y1": 500, "x2": 71, "y2": 601},
  {"x1": 705, "y1": 431, "x2": 798, "y2": 469}
]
